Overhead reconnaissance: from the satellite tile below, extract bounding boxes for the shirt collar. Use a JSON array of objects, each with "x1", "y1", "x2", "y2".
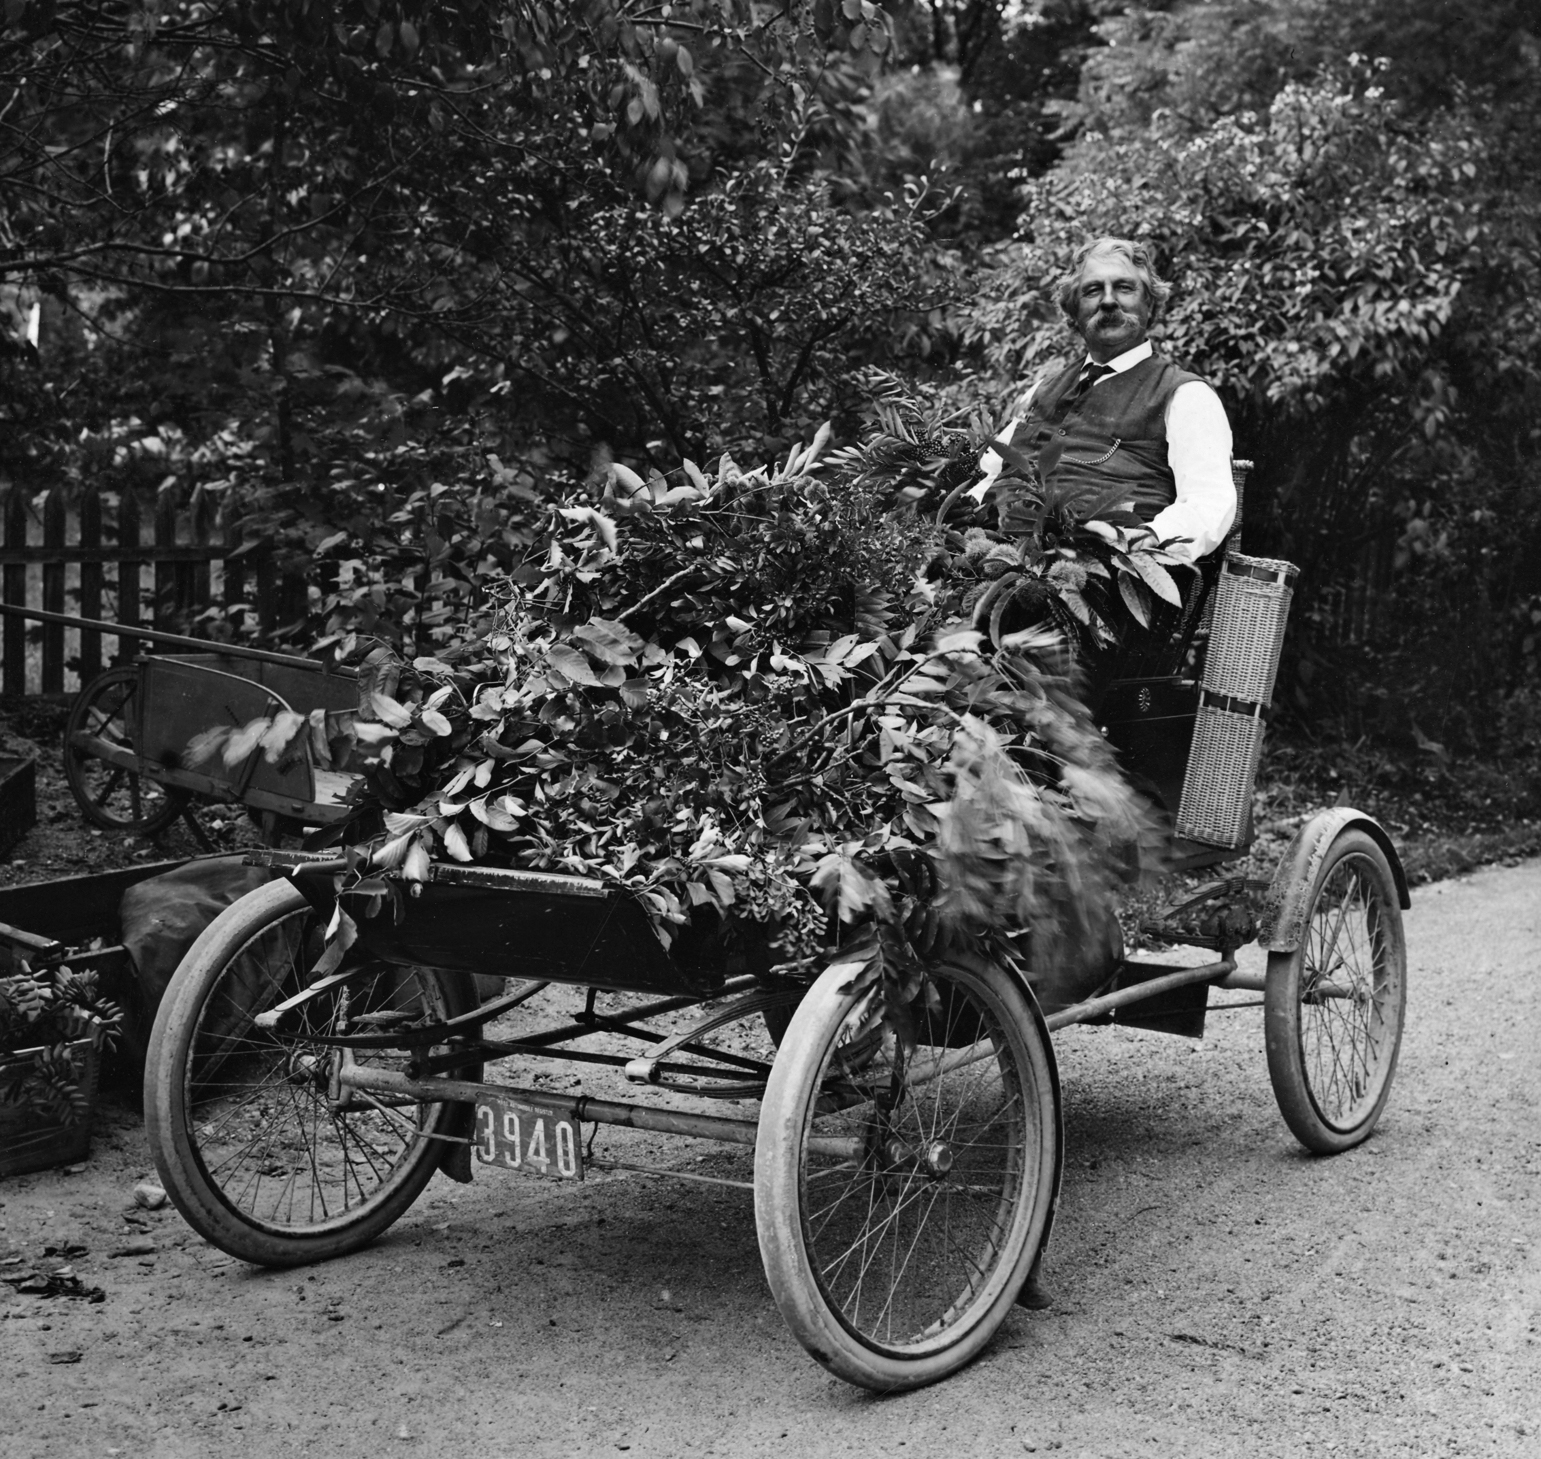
[{"x1": 1083, "y1": 340, "x2": 1153, "y2": 376}]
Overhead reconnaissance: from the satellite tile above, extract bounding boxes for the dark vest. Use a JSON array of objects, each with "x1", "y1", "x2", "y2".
[{"x1": 1023, "y1": 353, "x2": 1205, "y2": 519}]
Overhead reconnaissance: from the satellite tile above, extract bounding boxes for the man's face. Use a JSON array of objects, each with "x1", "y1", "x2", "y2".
[{"x1": 1074, "y1": 251, "x2": 1152, "y2": 363}]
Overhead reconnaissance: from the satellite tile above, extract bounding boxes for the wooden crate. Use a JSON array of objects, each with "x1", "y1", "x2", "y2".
[{"x1": 0, "y1": 1029, "x2": 102, "y2": 1177}]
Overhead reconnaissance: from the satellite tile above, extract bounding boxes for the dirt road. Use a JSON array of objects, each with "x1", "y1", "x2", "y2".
[{"x1": 4, "y1": 858, "x2": 1538, "y2": 1459}]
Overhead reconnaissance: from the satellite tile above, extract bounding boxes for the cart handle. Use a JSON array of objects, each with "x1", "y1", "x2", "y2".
[{"x1": 0, "y1": 603, "x2": 347, "y2": 675}]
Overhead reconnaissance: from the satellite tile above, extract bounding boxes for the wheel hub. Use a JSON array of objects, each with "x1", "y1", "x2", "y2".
[
  {"x1": 873, "y1": 1132, "x2": 955, "y2": 1183},
  {"x1": 286, "y1": 1050, "x2": 328, "y2": 1089}
]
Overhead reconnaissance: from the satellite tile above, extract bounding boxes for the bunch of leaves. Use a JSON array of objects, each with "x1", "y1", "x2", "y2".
[
  {"x1": 447, "y1": 157, "x2": 961, "y2": 465},
  {"x1": 837, "y1": 398, "x2": 1198, "y2": 655},
  {"x1": 0, "y1": 965, "x2": 121, "y2": 1127},
  {"x1": 222, "y1": 416, "x2": 548, "y2": 659},
  {"x1": 207, "y1": 417, "x2": 1161, "y2": 1031},
  {"x1": 953, "y1": 438, "x2": 1196, "y2": 653},
  {"x1": 1, "y1": 3, "x2": 926, "y2": 495}
]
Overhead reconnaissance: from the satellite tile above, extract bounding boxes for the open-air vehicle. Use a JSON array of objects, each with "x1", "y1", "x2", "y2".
[{"x1": 143, "y1": 467, "x2": 1409, "y2": 1392}]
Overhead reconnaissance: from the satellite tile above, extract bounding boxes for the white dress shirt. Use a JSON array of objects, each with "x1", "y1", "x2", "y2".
[{"x1": 969, "y1": 341, "x2": 1236, "y2": 560}]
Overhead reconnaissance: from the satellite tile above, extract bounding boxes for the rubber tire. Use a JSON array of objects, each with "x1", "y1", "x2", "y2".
[
  {"x1": 64, "y1": 665, "x2": 191, "y2": 834},
  {"x1": 755, "y1": 954, "x2": 1060, "y2": 1392},
  {"x1": 1264, "y1": 829, "x2": 1407, "y2": 1154},
  {"x1": 146, "y1": 880, "x2": 477, "y2": 1267}
]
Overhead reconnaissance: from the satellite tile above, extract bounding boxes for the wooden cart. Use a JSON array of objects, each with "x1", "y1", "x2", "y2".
[{"x1": 39, "y1": 611, "x2": 363, "y2": 840}]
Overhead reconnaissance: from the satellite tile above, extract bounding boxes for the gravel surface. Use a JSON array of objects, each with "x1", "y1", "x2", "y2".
[{"x1": 3, "y1": 856, "x2": 1537, "y2": 1457}]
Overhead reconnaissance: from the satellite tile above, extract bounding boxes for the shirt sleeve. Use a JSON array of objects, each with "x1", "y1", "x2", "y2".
[
  {"x1": 1149, "y1": 380, "x2": 1236, "y2": 560},
  {"x1": 965, "y1": 383, "x2": 1037, "y2": 502}
]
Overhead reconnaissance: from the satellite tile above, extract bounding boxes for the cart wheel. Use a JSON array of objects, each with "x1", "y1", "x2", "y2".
[
  {"x1": 755, "y1": 954, "x2": 1060, "y2": 1392},
  {"x1": 146, "y1": 880, "x2": 478, "y2": 1267},
  {"x1": 1264, "y1": 829, "x2": 1407, "y2": 1153},
  {"x1": 64, "y1": 665, "x2": 191, "y2": 834}
]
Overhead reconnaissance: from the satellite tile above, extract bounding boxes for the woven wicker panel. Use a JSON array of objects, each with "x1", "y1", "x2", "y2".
[
  {"x1": 1176, "y1": 703, "x2": 1266, "y2": 847},
  {"x1": 1197, "y1": 460, "x2": 1250, "y2": 637},
  {"x1": 1228, "y1": 459, "x2": 1251, "y2": 549},
  {"x1": 1202, "y1": 553, "x2": 1297, "y2": 706}
]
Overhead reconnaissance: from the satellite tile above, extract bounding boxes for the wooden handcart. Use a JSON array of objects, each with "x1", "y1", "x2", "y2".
[{"x1": 2, "y1": 608, "x2": 364, "y2": 840}]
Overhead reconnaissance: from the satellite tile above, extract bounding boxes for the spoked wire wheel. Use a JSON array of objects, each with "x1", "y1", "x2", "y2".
[
  {"x1": 146, "y1": 881, "x2": 477, "y2": 1266},
  {"x1": 755, "y1": 955, "x2": 1060, "y2": 1391},
  {"x1": 64, "y1": 664, "x2": 190, "y2": 833},
  {"x1": 1265, "y1": 829, "x2": 1407, "y2": 1153}
]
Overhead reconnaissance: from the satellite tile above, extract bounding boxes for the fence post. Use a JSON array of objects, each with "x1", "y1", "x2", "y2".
[
  {"x1": 41, "y1": 488, "x2": 65, "y2": 693},
  {"x1": 116, "y1": 488, "x2": 143, "y2": 661},
  {"x1": 79, "y1": 483, "x2": 103, "y2": 683},
  {"x1": 256, "y1": 548, "x2": 278, "y2": 634},
  {"x1": 2, "y1": 490, "x2": 25, "y2": 697},
  {"x1": 154, "y1": 481, "x2": 178, "y2": 631},
  {"x1": 190, "y1": 482, "x2": 214, "y2": 614},
  {"x1": 279, "y1": 562, "x2": 309, "y2": 638},
  {"x1": 220, "y1": 506, "x2": 246, "y2": 632}
]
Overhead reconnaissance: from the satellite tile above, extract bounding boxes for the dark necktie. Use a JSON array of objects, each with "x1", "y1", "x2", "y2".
[{"x1": 1073, "y1": 363, "x2": 1113, "y2": 398}]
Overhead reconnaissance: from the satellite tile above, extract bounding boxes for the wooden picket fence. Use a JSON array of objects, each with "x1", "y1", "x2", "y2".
[
  {"x1": 0, "y1": 481, "x2": 308, "y2": 698},
  {"x1": 1304, "y1": 531, "x2": 1398, "y2": 650}
]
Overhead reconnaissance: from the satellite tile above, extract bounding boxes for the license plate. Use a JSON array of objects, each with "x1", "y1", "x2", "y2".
[{"x1": 473, "y1": 1097, "x2": 584, "y2": 1181}]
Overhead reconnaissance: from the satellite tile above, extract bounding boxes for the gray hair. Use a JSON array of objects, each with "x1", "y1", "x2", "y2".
[{"x1": 1056, "y1": 237, "x2": 1172, "y2": 326}]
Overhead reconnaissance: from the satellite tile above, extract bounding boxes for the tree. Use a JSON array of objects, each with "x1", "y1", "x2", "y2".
[{"x1": 0, "y1": 1, "x2": 933, "y2": 501}]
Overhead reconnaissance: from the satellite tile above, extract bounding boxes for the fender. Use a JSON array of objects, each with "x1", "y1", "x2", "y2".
[{"x1": 1259, "y1": 807, "x2": 1411, "y2": 954}]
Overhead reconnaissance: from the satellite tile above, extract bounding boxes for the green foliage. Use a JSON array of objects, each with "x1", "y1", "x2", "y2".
[
  {"x1": 809, "y1": 5, "x2": 1099, "y2": 241},
  {"x1": 1070, "y1": 0, "x2": 1541, "y2": 135},
  {"x1": 5, "y1": 0, "x2": 1538, "y2": 768},
  {"x1": 204, "y1": 420, "x2": 1162, "y2": 1028},
  {"x1": 0, "y1": 965, "x2": 120, "y2": 1128},
  {"x1": 971, "y1": 61, "x2": 1490, "y2": 422},
  {"x1": 1, "y1": 0, "x2": 966, "y2": 514},
  {"x1": 436, "y1": 156, "x2": 959, "y2": 462}
]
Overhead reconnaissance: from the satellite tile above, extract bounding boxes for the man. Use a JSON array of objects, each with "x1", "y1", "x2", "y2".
[
  {"x1": 981, "y1": 240, "x2": 1238, "y2": 1315},
  {"x1": 972, "y1": 236, "x2": 1235, "y2": 562}
]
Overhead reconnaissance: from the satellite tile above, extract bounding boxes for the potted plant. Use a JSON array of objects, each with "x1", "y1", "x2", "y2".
[{"x1": 1, "y1": 962, "x2": 121, "y2": 1177}]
